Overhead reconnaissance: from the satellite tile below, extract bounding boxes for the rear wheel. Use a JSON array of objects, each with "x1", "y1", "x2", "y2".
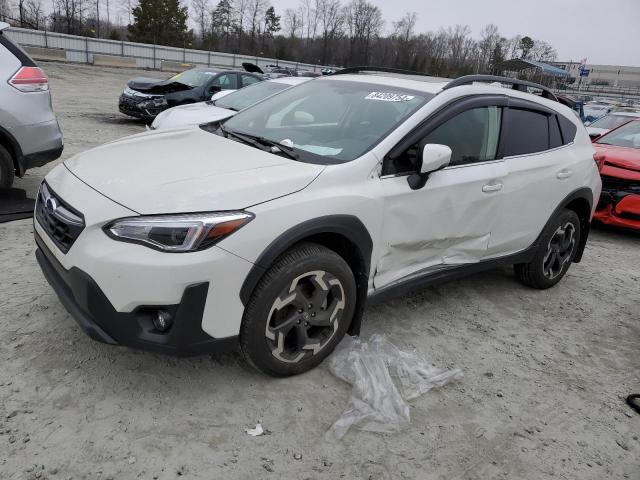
[
  {"x1": 0, "y1": 144, "x2": 15, "y2": 189},
  {"x1": 240, "y1": 242, "x2": 356, "y2": 376},
  {"x1": 515, "y1": 209, "x2": 581, "y2": 289}
]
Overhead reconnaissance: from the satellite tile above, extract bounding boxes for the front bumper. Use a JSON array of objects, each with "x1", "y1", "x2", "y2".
[
  {"x1": 12, "y1": 118, "x2": 64, "y2": 175},
  {"x1": 594, "y1": 194, "x2": 640, "y2": 230},
  {"x1": 118, "y1": 93, "x2": 166, "y2": 120},
  {"x1": 594, "y1": 174, "x2": 640, "y2": 230},
  {"x1": 35, "y1": 233, "x2": 238, "y2": 356}
]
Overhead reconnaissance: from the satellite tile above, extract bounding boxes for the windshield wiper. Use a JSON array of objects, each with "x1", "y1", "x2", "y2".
[{"x1": 220, "y1": 126, "x2": 299, "y2": 160}]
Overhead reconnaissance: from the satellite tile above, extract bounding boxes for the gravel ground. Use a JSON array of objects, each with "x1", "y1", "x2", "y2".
[{"x1": 1, "y1": 63, "x2": 639, "y2": 480}]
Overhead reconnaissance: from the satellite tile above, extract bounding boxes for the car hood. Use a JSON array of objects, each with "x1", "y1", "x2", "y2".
[
  {"x1": 64, "y1": 128, "x2": 325, "y2": 214},
  {"x1": 594, "y1": 143, "x2": 640, "y2": 180},
  {"x1": 152, "y1": 102, "x2": 235, "y2": 130},
  {"x1": 127, "y1": 76, "x2": 193, "y2": 94}
]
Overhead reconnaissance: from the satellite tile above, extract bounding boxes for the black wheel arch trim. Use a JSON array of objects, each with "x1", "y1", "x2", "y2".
[{"x1": 239, "y1": 215, "x2": 373, "y2": 335}]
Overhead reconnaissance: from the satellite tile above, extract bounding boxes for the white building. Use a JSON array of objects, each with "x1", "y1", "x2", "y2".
[{"x1": 552, "y1": 62, "x2": 640, "y2": 88}]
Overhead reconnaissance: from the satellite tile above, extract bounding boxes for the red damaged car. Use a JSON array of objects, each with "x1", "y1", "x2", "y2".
[{"x1": 593, "y1": 119, "x2": 640, "y2": 230}]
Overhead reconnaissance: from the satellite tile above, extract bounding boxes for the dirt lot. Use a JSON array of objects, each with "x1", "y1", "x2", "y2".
[{"x1": 1, "y1": 63, "x2": 639, "y2": 480}]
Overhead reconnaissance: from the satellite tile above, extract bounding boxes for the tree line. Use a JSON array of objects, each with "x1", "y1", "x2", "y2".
[{"x1": 0, "y1": 0, "x2": 559, "y2": 77}]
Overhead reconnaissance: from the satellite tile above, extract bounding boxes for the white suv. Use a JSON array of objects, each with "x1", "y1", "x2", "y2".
[{"x1": 34, "y1": 69, "x2": 601, "y2": 376}]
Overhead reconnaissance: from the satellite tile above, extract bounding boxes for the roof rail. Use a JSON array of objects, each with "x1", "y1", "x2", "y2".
[
  {"x1": 442, "y1": 75, "x2": 559, "y2": 102},
  {"x1": 332, "y1": 66, "x2": 429, "y2": 77}
]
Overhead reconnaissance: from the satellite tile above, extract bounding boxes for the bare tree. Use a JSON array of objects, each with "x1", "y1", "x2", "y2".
[
  {"x1": 24, "y1": 0, "x2": 43, "y2": 28},
  {"x1": 0, "y1": 0, "x2": 11, "y2": 21},
  {"x1": 246, "y1": 0, "x2": 267, "y2": 50},
  {"x1": 391, "y1": 11, "x2": 417, "y2": 68},
  {"x1": 191, "y1": 0, "x2": 210, "y2": 40},
  {"x1": 283, "y1": 7, "x2": 303, "y2": 38},
  {"x1": 343, "y1": 0, "x2": 383, "y2": 64},
  {"x1": 530, "y1": 39, "x2": 557, "y2": 62},
  {"x1": 317, "y1": 0, "x2": 342, "y2": 63}
]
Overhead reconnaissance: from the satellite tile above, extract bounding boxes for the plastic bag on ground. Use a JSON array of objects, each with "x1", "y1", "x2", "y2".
[{"x1": 326, "y1": 334, "x2": 463, "y2": 440}]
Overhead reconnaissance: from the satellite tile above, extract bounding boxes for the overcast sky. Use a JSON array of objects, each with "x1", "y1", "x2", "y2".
[{"x1": 272, "y1": 0, "x2": 640, "y2": 66}]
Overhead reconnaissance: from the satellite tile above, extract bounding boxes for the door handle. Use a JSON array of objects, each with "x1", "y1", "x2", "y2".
[
  {"x1": 482, "y1": 181, "x2": 503, "y2": 193},
  {"x1": 556, "y1": 169, "x2": 573, "y2": 180}
]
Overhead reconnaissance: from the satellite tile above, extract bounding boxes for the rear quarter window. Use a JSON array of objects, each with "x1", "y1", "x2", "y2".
[
  {"x1": 549, "y1": 115, "x2": 563, "y2": 149},
  {"x1": 503, "y1": 108, "x2": 549, "y2": 156}
]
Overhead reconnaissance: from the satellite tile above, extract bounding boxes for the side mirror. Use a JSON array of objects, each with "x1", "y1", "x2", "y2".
[
  {"x1": 208, "y1": 85, "x2": 222, "y2": 95},
  {"x1": 408, "y1": 144, "x2": 452, "y2": 190}
]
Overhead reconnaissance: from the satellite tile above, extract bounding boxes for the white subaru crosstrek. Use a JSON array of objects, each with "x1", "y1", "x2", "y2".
[{"x1": 34, "y1": 69, "x2": 601, "y2": 376}]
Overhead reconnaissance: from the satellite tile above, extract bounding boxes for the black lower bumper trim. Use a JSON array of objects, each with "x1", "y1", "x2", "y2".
[
  {"x1": 35, "y1": 234, "x2": 238, "y2": 357},
  {"x1": 20, "y1": 145, "x2": 64, "y2": 172}
]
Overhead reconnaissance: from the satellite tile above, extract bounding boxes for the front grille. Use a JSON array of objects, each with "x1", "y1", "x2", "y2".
[
  {"x1": 601, "y1": 175, "x2": 640, "y2": 193},
  {"x1": 35, "y1": 183, "x2": 85, "y2": 253}
]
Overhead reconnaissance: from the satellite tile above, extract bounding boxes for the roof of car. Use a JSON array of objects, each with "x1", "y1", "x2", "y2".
[
  {"x1": 269, "y1": 76, "x2": 312, "y2": 86},
  {"x1": 321, "y1": 73, "x2": 448, "y2": 94},
  {"x1": 609, "y1": 111, "x2": 640, "y2": 117}
]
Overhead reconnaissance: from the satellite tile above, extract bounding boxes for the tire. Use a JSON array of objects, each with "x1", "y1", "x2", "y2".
[
  {"x1": 0, "y1": 144, "x2": 15, "y2": 189},
  {"x1": 240, "y1": 242, "x2": 357, "y2": 377},
  {"x1": 514, "y1": 208, "x2": 581, "y2": 289}
]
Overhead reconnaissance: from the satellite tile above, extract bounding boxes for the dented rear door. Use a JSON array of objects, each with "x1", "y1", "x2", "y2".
[{"x1": 374, "y1": 160, "x2": 507, "y2": 289}]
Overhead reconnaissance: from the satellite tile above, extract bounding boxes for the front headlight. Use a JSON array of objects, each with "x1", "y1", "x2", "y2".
[{"x1": 104, "y1": 212, "x2": 254, "y2": 252}]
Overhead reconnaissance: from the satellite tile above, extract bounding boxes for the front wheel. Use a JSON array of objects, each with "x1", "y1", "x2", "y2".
[
  {"x1": 515, "y1": 208, "x2": 581, "y2": 289},
  {"x1": 240, "y1": 243, "x2": 356, "y2": 376}
]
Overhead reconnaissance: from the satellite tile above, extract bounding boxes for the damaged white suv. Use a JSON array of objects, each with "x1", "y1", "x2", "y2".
[{"x1": 35, "y1": 69, "x2": 601, "y2": 376}]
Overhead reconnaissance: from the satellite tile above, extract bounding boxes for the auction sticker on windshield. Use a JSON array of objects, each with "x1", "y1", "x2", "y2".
[{"x1": 365, "y1": 92, "x2": 416, "y2": 102}]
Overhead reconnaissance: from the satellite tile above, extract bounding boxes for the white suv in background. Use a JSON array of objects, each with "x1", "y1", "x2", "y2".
[{"x1": 34, "y1": 69, "x2": 601, "y2": 376}]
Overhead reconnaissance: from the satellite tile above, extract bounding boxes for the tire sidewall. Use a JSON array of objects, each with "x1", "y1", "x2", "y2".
[
  {"x1": 241, "y1": 246, "x2": 357, "y2": 376},
  {"x1": 0, "y1": 145, "x2": 14, "y2": 189}
]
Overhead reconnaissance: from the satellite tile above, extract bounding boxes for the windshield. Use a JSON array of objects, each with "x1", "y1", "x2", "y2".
[
  {"x1": 169, "y1": 69, "x2": 217, "y2": 87},
  {"x1": 590, "y1": 115, "x2": 638, "y2": 130},
  {"x1": 596, "y1": 121, "x2": 640, "y2": 148},
  {"x1": 222, "y1": 79, "x2": 432, "y2": 163},
  {"x1": 215, "y1": 81, "x2": 290, "y2": 112}
]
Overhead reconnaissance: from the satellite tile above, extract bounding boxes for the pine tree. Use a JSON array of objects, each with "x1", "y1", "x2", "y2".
[{"x1": 128, "y1": 0, "x2": 189, "y2": 47}]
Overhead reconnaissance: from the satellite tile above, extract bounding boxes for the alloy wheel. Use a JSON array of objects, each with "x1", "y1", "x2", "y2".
[
  {"x1": 542, "y1": 222, "x2": 576, "y2": 280},
  {"x1": 265, "y1": 270, "x2": 345, "y2": 363}
]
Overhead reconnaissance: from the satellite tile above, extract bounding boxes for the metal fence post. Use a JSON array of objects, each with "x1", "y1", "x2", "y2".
[
  {"x1": 208, "y1": 51, "x2": 211, "y2": 67},
  {"x1": 121, "y1": 41, "x2": 124, "y2": 56},
  {"x1": 85, "y1": 37, "x2": 89, "y2": 64},
  {"x1": 153, "y1": 44, "x2": 156, "y2": 70},
  {"x1": 44, "y1": 29, "x2": 48, "y2": 48}
]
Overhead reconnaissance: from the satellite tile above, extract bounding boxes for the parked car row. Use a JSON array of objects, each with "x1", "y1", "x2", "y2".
[
  {"x1": 118, "y1": 66, "x2": 265, "y2": 121},
  {"x1": 34, "y1": 69, "x2": 604, "y2": 376}
]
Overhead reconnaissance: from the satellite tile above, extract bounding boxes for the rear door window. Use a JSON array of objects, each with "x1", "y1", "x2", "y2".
[
  {"x1": 503, "y1": 108, "x2": 549, "y2": 156},
  {"x1": 211, "y1": 73, "x2": 238, "y2": 90},
  {"x1": 241, "y1": 74, "x2": 261, "y2": 87}
]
